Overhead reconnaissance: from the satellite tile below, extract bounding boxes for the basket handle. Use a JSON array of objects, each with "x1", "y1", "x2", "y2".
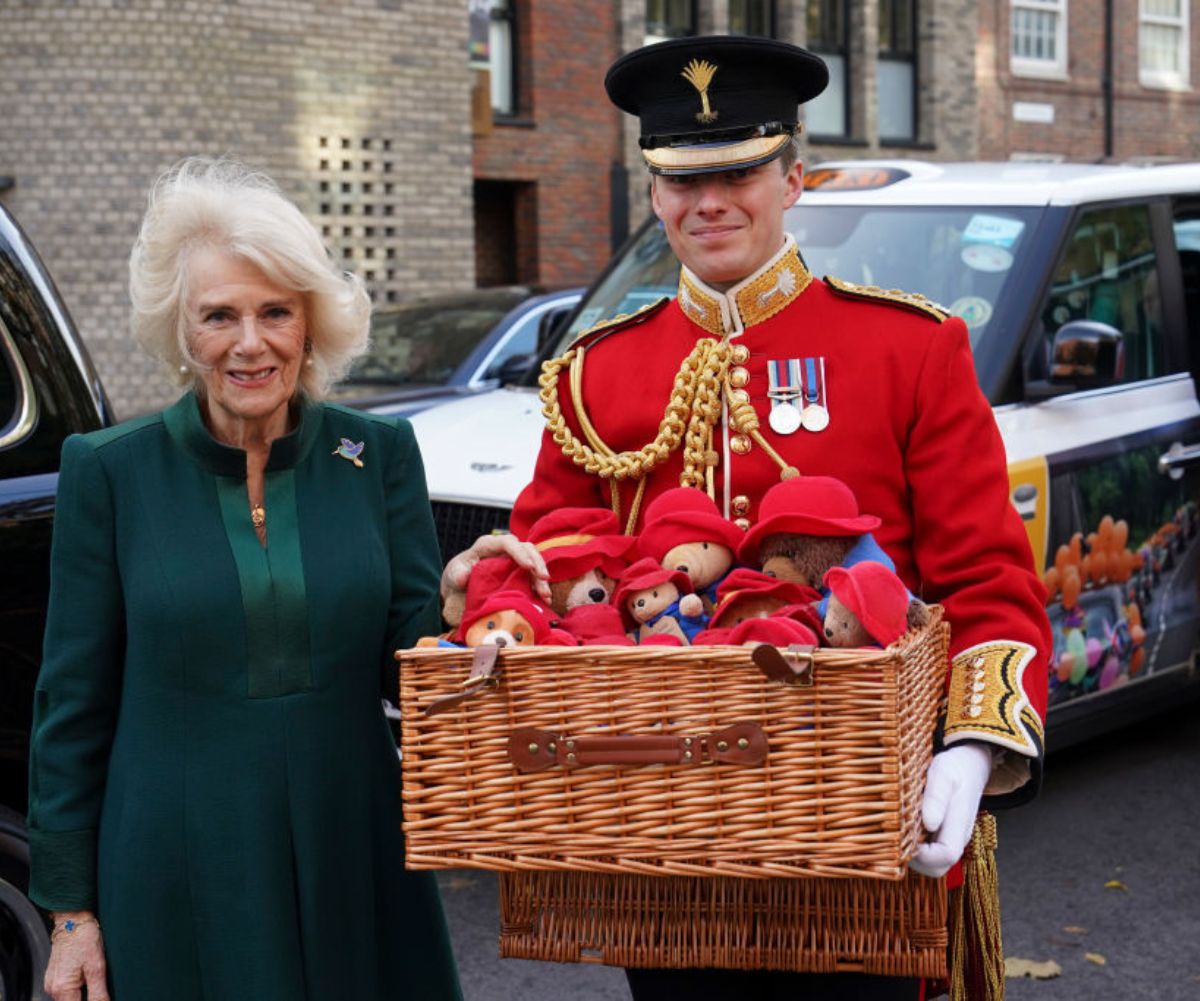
[
  {"x1": 422, "y1": 645, "x2": 503, "y2": 716},
  {"x1": 751, "y1": 643, "x2": 816, "y2": 686},
  {"x1": 507, "y1": 722, "x2": 767, "y2": 772}
]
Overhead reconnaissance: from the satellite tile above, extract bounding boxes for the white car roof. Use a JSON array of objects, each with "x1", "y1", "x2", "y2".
[{"x1": 801, "y1": 160, "x2": 1200, "y2": 209}]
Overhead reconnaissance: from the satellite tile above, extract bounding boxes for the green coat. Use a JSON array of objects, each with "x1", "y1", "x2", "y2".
[{"x1": 28, "y1": 393, "x2": 462, "y2": 1001}]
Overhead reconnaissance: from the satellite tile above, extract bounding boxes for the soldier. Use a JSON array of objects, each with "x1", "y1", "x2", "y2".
[{"x1": 443, "y1": 34, "x2": 1050, "y2": 1000}]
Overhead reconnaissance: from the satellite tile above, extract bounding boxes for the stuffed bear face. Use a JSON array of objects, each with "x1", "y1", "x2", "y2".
[
  {"x1": 760, "y1": 535, "x2": 856, "y2": 589},
  {"x1": 722, "y1": 593, "x2": 786, "y2": 626},
  {"x1": 548, "y1": 567, "x2": 617, "y2": 617},
  {"x1": 463, "y1": 609, "x2": 537, "y2": 647},
  {"x1": 822, "y1": 593, "x2": 874, "y2": 648},
  {"x1": 662, "y1": 541, "x2": 733, "y2": 590},
  {"x1": 625, "y1": 582, "x2": 682, "y2": 624}
]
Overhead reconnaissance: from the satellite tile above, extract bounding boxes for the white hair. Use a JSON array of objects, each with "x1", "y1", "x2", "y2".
[{"x1": 128, "y1": 157, "x2": 370, "y2": 398}]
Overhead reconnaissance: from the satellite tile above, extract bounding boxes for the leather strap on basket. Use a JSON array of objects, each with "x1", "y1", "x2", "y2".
[
  {"x1": 507, "y1": 722, "x2": 768, "y2": 772},
  {"x1": 751, "y1": 643, "x2": 816, "y2": 686},
  {"x1": 423, "y1": 645, "x2": 503, "y2": 717}
]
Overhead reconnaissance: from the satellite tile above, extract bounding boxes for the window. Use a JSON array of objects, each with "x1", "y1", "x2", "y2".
[
  {"x1": 646, "y1": 0, "x2": 695, "y2": 44},
  {"x1": 1010, "y1": 0, "x2": 1067, "y2": 78},
  {"x1": 1140, "y1": 0, "x2": 1189, "y2": 89},
  {"x1": 878, "y1": 0, "x2": 916, "y2": 141},
  {"x1": 1039, "y1": 205, "x2": 1164, "y2": 384},
  {"x1": 489, "y1": 0, "x2": 517, "y2": 116},
  {"x1": 729, "y1": 0, "x2": 775, "y2": 36},
  {"x1": 805, "y1": 0, "x2": 849, "y2": 136}
]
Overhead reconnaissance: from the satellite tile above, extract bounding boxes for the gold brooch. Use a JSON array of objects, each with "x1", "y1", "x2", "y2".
[{"x1": 681, "y1": 59, "x2": 719, "y2": 124}]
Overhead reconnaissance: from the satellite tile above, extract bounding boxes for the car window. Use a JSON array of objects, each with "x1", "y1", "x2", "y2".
[
  {"x1": 1174, "y1": 212, "x2": 1200, "y2": 349},
  {"x1": 1040, "y1": 204, "x2": 1165, "y2": 384},
  {"x1": 351, "y1": 293, "x2": 524, "y2": 386},
  {"x1": 477, "y1": 308, "x2": 540, "y2": 382}
]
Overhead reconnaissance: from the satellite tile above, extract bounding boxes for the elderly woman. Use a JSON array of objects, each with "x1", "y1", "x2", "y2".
[{"x1": 27, "y1": 159, "x2": 462, "y2": 1001}]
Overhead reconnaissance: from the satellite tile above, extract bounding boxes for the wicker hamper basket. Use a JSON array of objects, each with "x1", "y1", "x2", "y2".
[{"x1": 397, "y1": 607, "x2": 950, "y2": 976}]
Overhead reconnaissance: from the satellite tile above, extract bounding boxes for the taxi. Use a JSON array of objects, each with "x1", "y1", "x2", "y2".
[{"x1": 406, "y1": 159, "x2": 1200, "y2": 745}]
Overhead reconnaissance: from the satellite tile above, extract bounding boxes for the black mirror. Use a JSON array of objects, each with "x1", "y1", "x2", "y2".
[
  {"x1": 495, "y1": 352, "x2": 536, "y2": 386},
  {"x1": 1049, "y1": 319, "x2": 1123, "y2": 384},
  {"x1": 536, "y1": 306, "x2": 572, "y2": 353}
]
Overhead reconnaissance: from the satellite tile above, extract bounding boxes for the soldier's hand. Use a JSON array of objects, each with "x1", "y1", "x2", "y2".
[{"x1": 909, "y1": 742, "x2": 993, "y2": 878}]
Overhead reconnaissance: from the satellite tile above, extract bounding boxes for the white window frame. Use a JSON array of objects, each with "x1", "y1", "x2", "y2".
[
  {"x1": 1010, "y1": 0, "x2": 1068, "y2": 80},
  {"x1": 1139, "y1": 0, "x2": 1190, "y2": 90}
]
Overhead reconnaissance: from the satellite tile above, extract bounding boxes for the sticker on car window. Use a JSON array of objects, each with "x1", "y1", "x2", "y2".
[
  {"x1": 962, "y1": 214, "x2": 1026, "y2": 249},
  {"x1": 948, "y1": 296, "x2": 994, "y2": 329},
  {"x1": 961, "y1": 243, "x2": 1013, "y2": 273}
]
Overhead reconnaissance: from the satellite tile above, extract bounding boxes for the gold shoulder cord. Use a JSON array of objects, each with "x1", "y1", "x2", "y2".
[{"x1": 539, "y1": 335, "x2": 801, "y2": 533}]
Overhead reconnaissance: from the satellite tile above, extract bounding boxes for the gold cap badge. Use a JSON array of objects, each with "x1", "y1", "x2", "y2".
[{"x1": 681, "y1": 59, "x2": 719, "y2": 124}]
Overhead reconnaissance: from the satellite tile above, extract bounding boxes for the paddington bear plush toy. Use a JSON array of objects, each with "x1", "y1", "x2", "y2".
[
  {"x1": 822, "y1": 562, "x2": 913, "y2": 648},
  {"x1": 613, "y1": 557, "x2": 704, "y2": 645},
  {"x1": 514, "y1": 507, "x2": 638, "y2": 617},
  {"x1": 417, "y1": 588, "x2": 563, "y2": 648},
  {"x1": 637, "y1": 487, "x2": 744, "y2": 616},
  {"x1": 692, "y1": 568, "x2": 822, "y2": 644}
]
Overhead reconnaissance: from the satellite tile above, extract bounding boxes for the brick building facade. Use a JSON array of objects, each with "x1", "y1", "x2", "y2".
[
  {"x1": 1, "y1": 0, "x2": 474, "y2": 417},
  {"x1": 977, "y1": 0, "x2": 1200, "y2": 162}
]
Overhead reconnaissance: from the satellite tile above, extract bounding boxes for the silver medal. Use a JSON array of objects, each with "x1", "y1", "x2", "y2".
[
  {"x1": 801, "y1": 404, "x2": 829, "y2": 433},
  {"x1": 769, "y1": 402, "x2": 802, "y2": 435}
]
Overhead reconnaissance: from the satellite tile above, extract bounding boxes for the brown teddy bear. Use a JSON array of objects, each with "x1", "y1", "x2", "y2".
[
  {"x1": 637, "y1": 487, "x2": 744, "y2": 615},
  {"x1": 417, "y1": 589, "x2": 561, "y2": 648},
  {"x1": 613, "y1": 557, "x2": 703, "y2": 644},
  {"x1": 519, "y1": 507, "x2": 637, "y2": 617},
  {"x1": 738, "y1": 476, "x2": 927, "y2": 631},
  {"x1": 822, "y1": 562, "x2": 914, "y2": 648}
]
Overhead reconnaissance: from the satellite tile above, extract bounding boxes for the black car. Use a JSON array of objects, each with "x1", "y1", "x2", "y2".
[{"x1": 0, "y1": 203, "x2": 111, "y2": 999}]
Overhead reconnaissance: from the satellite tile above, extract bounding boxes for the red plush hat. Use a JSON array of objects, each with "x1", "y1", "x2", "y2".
[
  {"x1": 738, "y1": 476, "x2": 882, "y2": 565},
  {"x1": 637, "y1": 487, "x2": 745, "y2": 561},
  {"x1": 612, "y1": 557, "x2": 693, "y2": 629},
  {"x1": 523, "y1": 507, "x2": 638, "y2": 580},
  {"x1": 457, "y1": 589, "x2": 557, "y2": 645},
  {"x1": 708, "y1": 568, "x2": 816, "y2": 628},
  {"x1": 824, "y1": 562, "x2": 910, "y2": 647},
  {"x1": 726, "y1": 616, "x2": 819, "y2": 646},
  {"x1": 465, "y1": 555, "x2": 534, "y2": 621},
  {"x1": 774, "y1": 599, "x2": 825, "y2": 637},
  {"x1": 559, "y1": 604, "x2": 634, "y2": 646}
]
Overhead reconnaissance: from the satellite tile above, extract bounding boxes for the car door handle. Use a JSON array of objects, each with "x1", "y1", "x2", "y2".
[{"x1": 1157, "y1": 442, "x2": 1200, "y2": 479}]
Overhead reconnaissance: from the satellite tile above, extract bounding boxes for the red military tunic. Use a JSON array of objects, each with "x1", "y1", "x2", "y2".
[{"x1": 513, "y1": 237, "x2": 1050, "y2": 804}]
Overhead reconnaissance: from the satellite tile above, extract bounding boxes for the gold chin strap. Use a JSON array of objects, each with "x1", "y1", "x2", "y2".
[{"x1": 538, "y1": 335, "x2": 800, "y2": 533}]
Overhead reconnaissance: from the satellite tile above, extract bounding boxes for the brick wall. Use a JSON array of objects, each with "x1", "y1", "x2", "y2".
[
  {"x1": 0, "y1": 0, "x2": 473, "y2": 417},
  {"x1": 473, "y1": 0, "x2": 625, "y2": 289},
  {"x1": 977, "y1": 0, "x2": 1200, "y2": 161}
]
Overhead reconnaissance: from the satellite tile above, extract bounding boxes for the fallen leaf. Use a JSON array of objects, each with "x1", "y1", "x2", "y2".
[
  {"x1": 1104, "y1": 879, "x2": 1129, "y2": 892},
  {"x1": 1085, "y1": 952, "x2": 1107, "y2": 966},
  {"x1": 1063, "y1": 925, "x2": 1088, "y2": 935},
  {"x1": 1005, "y1": 958, "x2": 1063, "y2": 980}
]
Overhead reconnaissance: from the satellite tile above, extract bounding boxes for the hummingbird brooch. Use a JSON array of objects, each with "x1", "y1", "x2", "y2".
[{"x1": 333, "y1": 438, "x2": 365, "y2": 468}]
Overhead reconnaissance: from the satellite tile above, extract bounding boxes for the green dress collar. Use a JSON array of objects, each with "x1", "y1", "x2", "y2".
[{"x1": 162, "y1": 391, "x2": 323, "y2": 478}]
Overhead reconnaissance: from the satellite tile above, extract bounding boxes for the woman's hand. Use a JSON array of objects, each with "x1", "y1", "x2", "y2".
[
  {"x1": 440, "y1": 533, "x2": 551, "y2": 624},
  {"x1": 44, "y1": 911, "x2": 109, "y2": 1001}
]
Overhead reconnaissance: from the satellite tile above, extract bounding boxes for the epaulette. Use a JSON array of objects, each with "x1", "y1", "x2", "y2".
[
  {"x1": 565, "y1": 296, "x2": 671, "y2": 352},
  {"x1": 824, "y1": 275, "x2": 950, "y2": 322}
]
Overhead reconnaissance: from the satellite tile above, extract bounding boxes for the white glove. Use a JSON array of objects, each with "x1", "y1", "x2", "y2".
[{"x1": 909, "y1": 742, "x2": 993, "y2": 878}]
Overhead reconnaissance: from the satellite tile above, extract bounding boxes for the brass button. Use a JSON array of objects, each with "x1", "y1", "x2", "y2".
[
  {"x1": 729, "y1": 366, "x2": 750, "y2": 388},
  {"x1": 727, "y1": 389, "x2": 750, "y2": 407},
  {"x1": 731, "y1": 344, "x2": 750, "y2": 364},
  {"x1": 716, "y1": 740, "x2": 729, "y2": 752},
  {"x1": 734, "y1": 517, "x2": 751, "y2": 531},
  {"x1": 731, "y1": 434, "x2": 752, "y2": 455},
  {"x1": 527, "y1": 742, "x2": 540, "y2": 754},
  {"x1": 732, "y1": 495, "x2": 750, "y2": 516},
  {"x1": 737, "y1": 737, "x2": 750, "y2": 750}
]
